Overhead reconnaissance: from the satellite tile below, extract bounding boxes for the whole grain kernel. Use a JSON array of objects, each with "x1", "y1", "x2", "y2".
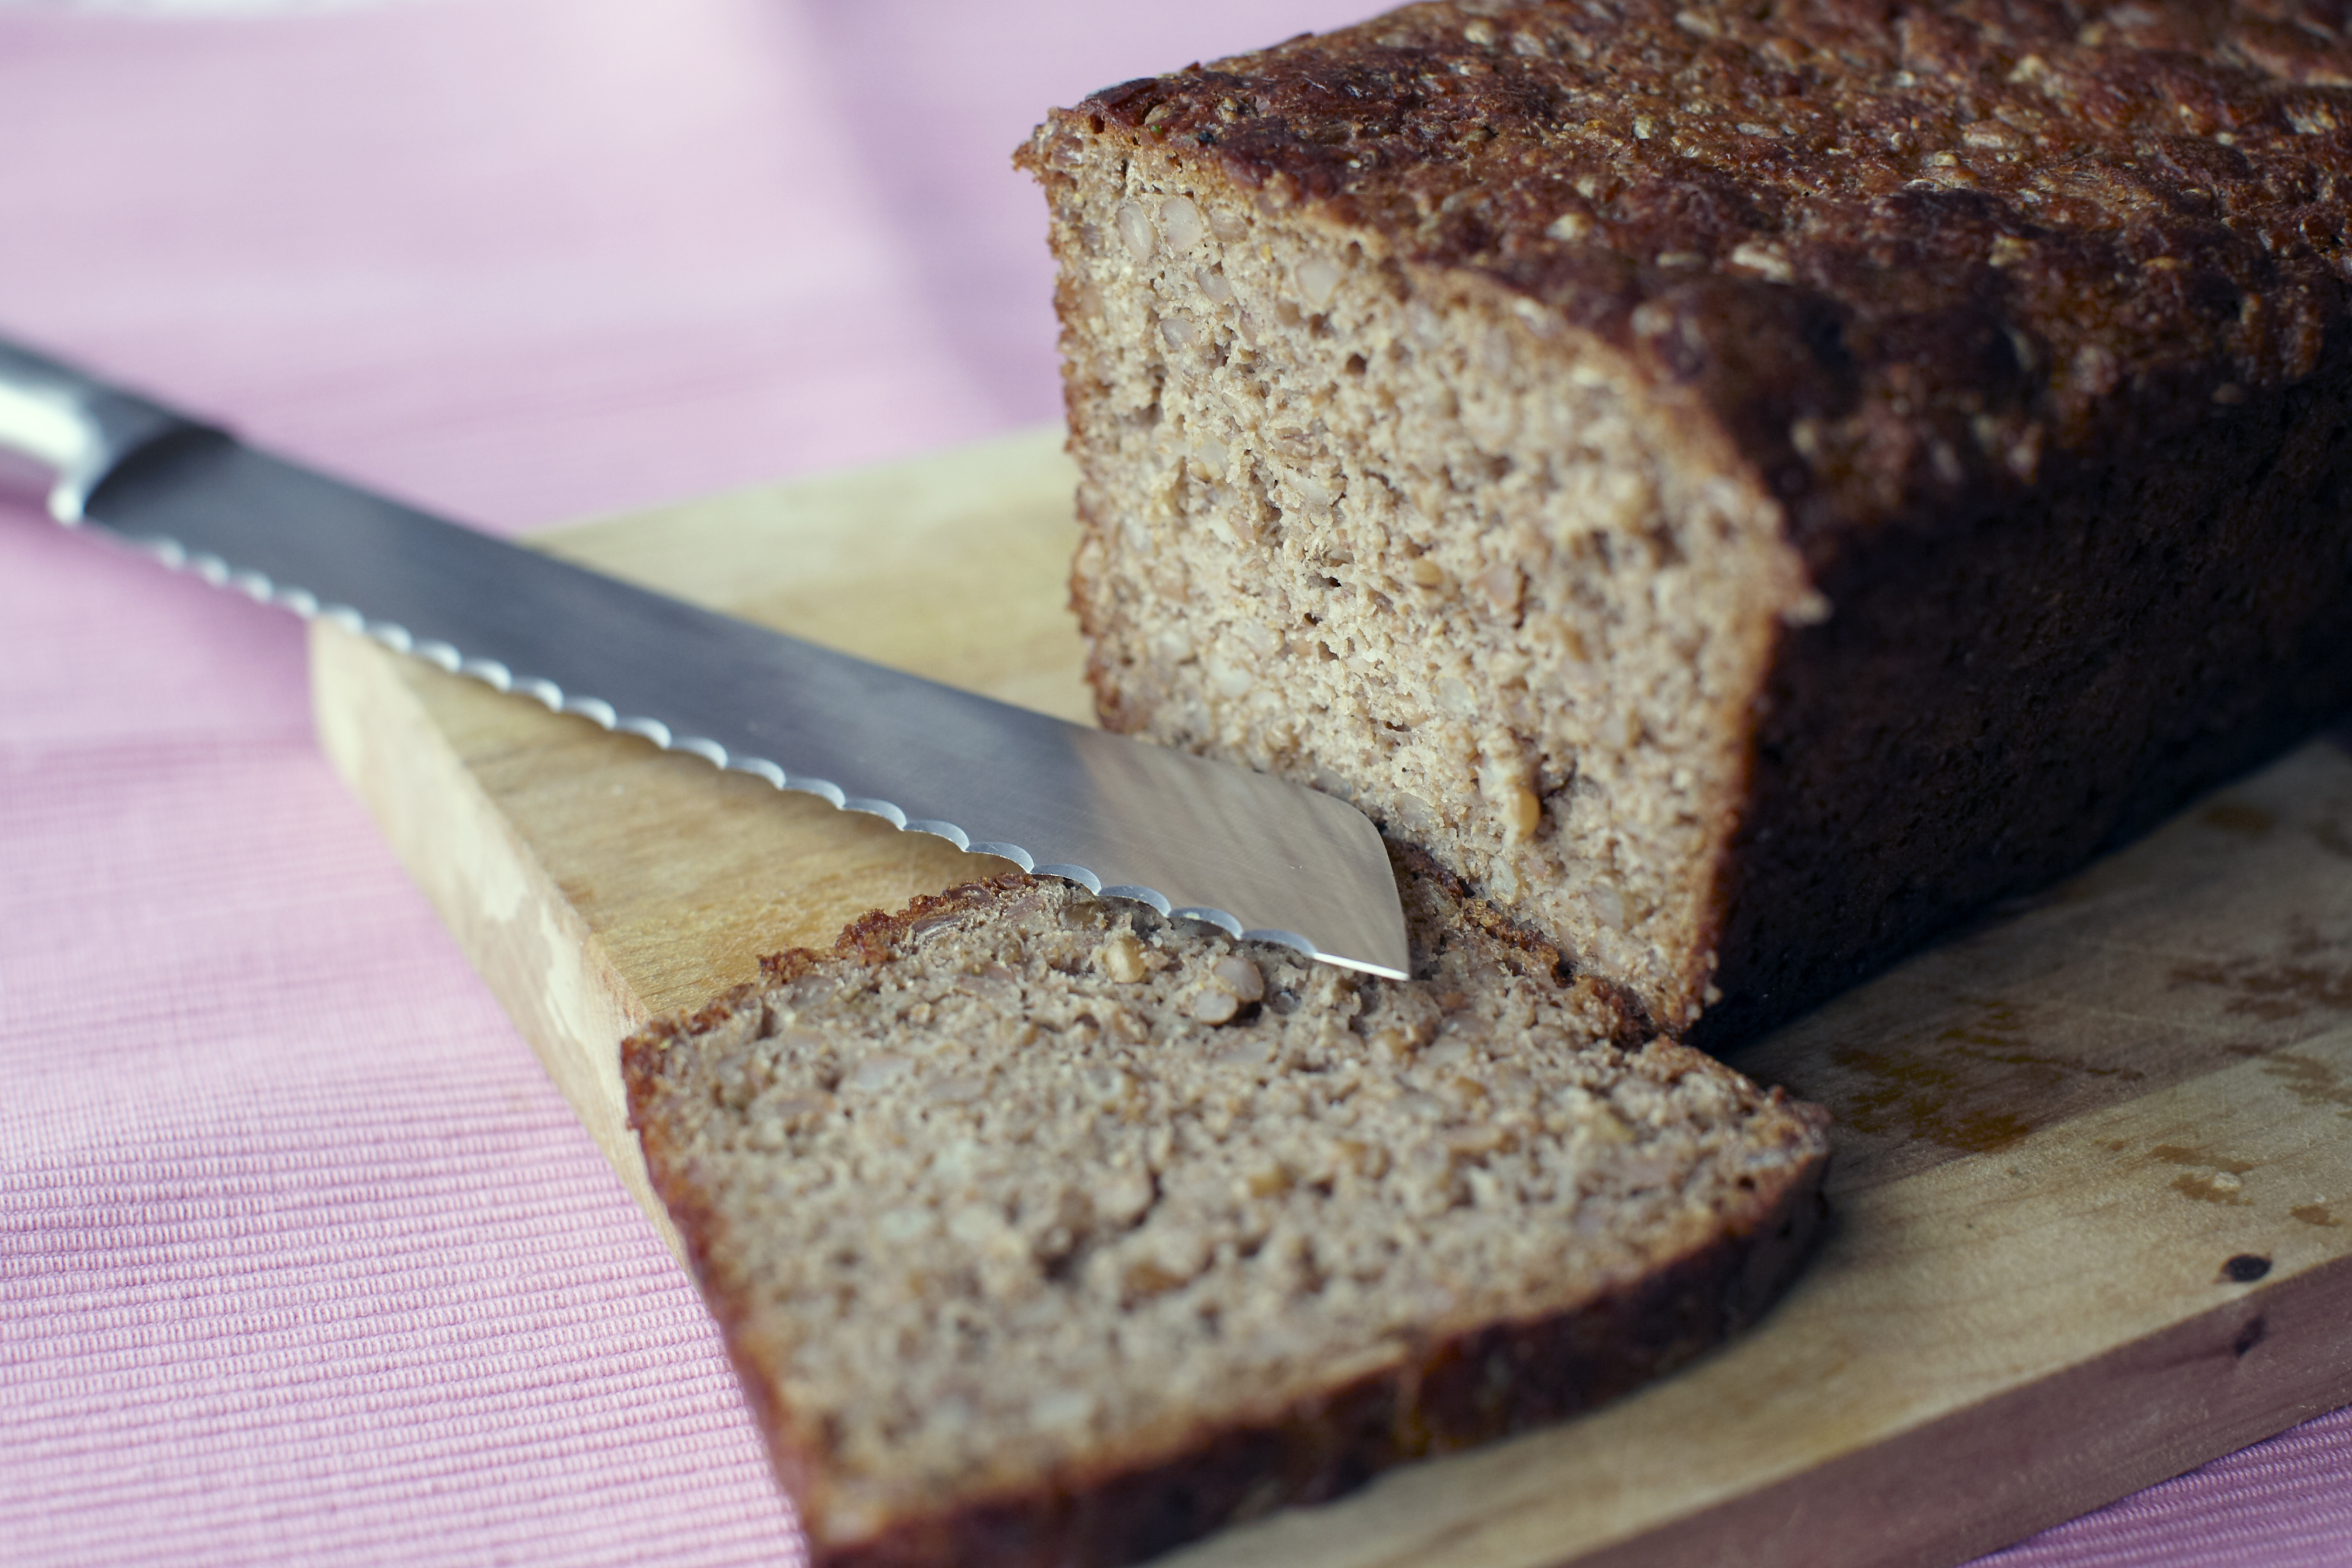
[
  {"x1": 1294, "y1": 256, "x2": 1343, "y2": 312},
  {"x1": 1477, "y1": 564, "x2": 1523, "y2": 615},
  {"x1": 1728, "y1": 240, "x2": 1793, "y2": 282},
  {"x1": 1099, "y1": 932, "x2": 1148, "y2": 983},
  {"x1": 1159, "y1": 195, "x2": 1206, "y2": 250},
  {"x1": 1212, "y1": 954, "x2": 1265, "y2": 1003},
  {"x1": 1116, "y1": 201, "x2": 1156, "y2": 261},
  {"x1": 1504, "y1": 785, "x2": 1544, "y2": 842},
  {"x1": 1188, "y1": 987, "x2": 1241, "y2": 1025}
]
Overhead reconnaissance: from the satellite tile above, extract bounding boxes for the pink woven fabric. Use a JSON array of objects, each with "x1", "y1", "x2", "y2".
[{"x1": 0, "y1": 3, "x2": 2343, "y2": 1565}]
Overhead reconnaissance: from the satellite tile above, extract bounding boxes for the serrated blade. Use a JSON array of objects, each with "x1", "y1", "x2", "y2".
[{"x1": 0, "y1": 337, "x2": 1410, "y2": 979}]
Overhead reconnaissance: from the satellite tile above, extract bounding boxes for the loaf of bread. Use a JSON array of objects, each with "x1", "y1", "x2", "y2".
[
  {"x1": 1020, "y1": 0, "x2": 2352, "y2": 1043},
  {"x1": 624, "y1": 850, "x2": 1828, "y2": 1568}
]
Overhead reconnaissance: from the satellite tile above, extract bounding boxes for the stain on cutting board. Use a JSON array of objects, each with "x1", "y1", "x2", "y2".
[{"x1": 1736, "y1": 744, "x2": 2352, "y2": 1196}]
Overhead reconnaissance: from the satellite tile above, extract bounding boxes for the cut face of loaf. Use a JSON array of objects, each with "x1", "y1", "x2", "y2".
[
  {"x1": 1040, "y1": 153, "x2": 1804, "y2": 1033},
  {"x1": 624, "y1": 854, "x2": 1829, "y2": 1568},
  {"x1": 1022, "y1": 0, "x2": 2352, "y2": 1042}
]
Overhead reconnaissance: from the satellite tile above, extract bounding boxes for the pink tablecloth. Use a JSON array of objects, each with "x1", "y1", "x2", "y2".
[{"x1": 1, "y1": 3, "x2": 2346, "y2": 1564}]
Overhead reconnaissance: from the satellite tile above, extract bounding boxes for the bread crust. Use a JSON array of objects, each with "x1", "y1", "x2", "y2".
[
  {"x1": 624, "y1": 863, "x2": 1831, "y2": 1568},
  {"x1": 1025, "y1": 0, "x2": 2352, "y2": 1041},
  {"x1": 1059, "y1": 0, "x2": 2352, "y2": 543}
]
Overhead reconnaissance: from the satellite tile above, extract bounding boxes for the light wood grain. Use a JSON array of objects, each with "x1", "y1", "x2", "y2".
[{"x1": 311, "y1": 422, "x2": 2352, "y2": 1568}]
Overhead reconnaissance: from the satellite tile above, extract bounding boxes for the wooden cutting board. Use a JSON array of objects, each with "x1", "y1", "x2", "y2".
[{"x1": 309, "y1": 424, "x2": 2352, "y2": 1568}]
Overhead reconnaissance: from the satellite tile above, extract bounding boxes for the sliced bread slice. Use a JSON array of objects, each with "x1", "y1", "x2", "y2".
[{"x1": 624, "y1": 851, "x2": 1828, "y2": 1568}]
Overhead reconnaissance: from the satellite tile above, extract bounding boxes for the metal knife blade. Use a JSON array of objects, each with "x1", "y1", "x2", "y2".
[{"x1": 0, "y1": 336, "x2": 1410, "y2": 979}]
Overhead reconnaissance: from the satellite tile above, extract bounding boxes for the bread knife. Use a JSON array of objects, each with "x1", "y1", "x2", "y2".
[{"x1": 0, "y1": 336, "x2": 1410, "y2": 979}]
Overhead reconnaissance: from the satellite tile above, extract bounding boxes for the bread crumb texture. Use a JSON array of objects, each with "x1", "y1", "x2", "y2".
[{"x1": 625, "y1": 856, "x2": 1827, "y2": 1568}]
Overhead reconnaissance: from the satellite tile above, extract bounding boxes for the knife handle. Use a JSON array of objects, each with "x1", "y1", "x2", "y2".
[{"x1": 0, "y1": 337, "x2": 203, "y2": 524}]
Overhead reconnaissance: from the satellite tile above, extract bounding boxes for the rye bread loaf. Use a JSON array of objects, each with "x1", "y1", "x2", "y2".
[
  {"x1": 623, "y1": 849, "x2": 1828, "y2": 1568},
  {"x1": 1018, "y1": 0, "x2": 2352, "y2": 1044}
]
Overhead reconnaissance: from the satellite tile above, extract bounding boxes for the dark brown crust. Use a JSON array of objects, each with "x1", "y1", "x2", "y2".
[
  {"x1": 1047, "y1": 0, "x2": 2352, "y2": 551},
  {"x1": 1701, "y1": 354, "x2": 2352, "y2": 1042},
  {"x1": 622, "y1": 868, "x2": 1833, "y2": 1568}
]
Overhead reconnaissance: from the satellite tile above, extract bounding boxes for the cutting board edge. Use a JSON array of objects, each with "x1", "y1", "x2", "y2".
[
  {"x1": 1553, "y1": 1249, "x2": 2352, "y2": 1568},
  {"x1": 309, "y1": 617, "x2": 687, "y2": 1262}
]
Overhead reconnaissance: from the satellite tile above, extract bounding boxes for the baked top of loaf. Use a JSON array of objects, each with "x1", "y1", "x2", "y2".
[
  {"x1": 1052, "y1": 0, "x2": 2352, "y2": 548},
  {"x1": 624, "y1": 852, "x2": 1829, "y2": 1567}
]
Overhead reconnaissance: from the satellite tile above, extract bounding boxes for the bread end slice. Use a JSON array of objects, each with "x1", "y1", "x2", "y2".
[{"x1": 626, "y1": 852, "x2": 1827, "y2": 1568}]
